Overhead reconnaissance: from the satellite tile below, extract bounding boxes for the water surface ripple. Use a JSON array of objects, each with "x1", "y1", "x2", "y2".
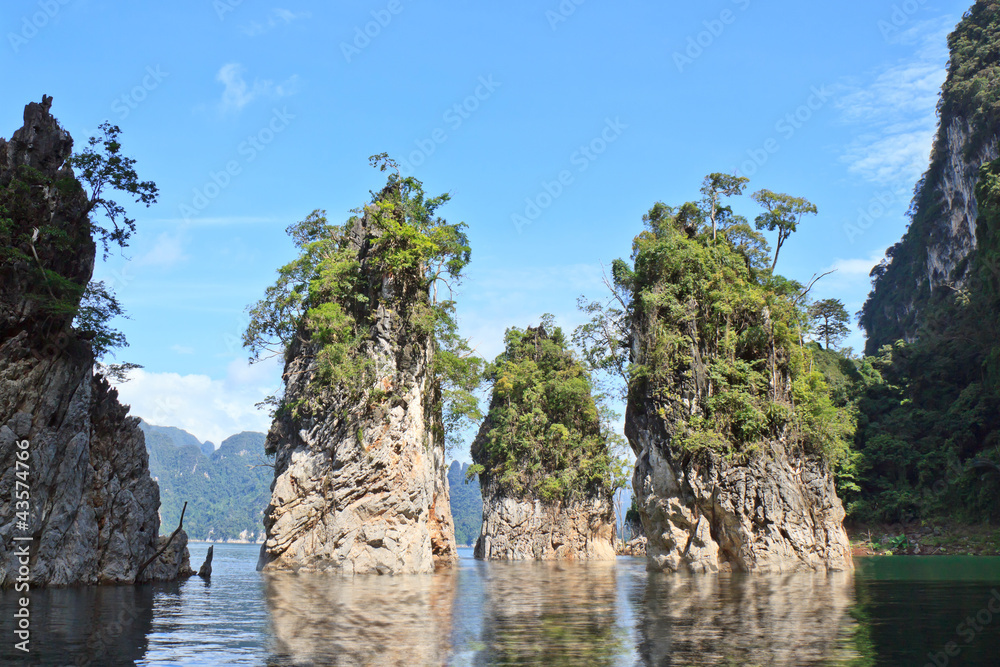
[{"x1": 3, "y1": 544, "x2": 999, "y2": 665}]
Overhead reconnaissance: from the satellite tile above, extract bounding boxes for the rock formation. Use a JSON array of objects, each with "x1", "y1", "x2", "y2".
[
  {"x1": 474, "y1": 479, "x2": 615, "y2": 560},
  {"x1": 861, "y1": 3, "x2": 1000, "y2": 352},
  {"x1": 621, "y1": 202, "x2": 853, "y2": 574},
  {"x1": 627, "y1": 410, "x2": 853, "y2": 573},
  {"x1": 257, "y1": 197, "x2": 457, "y2": 575},
  {"x1": 471, "y1": 324, "x2": 616, "y2": 561},
  {"x1": 0, "y1": 97, "x2": 192, "y2": 586}
]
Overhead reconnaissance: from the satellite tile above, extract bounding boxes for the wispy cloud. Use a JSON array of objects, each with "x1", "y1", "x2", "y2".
[
  {"x1": 114, "y1": 357, "x2": 280, "y2": 445},
  {"x1": 170, "y1": 344, "x2": 195, "y2": 355},
  {"x1": 240, "y1": 8, "x2": 311, "y2": 37},
  {"x1": 216, "y1": 63, "x2": 298, "y2": 113},
  {"x1": 835, "y1": 18, "x2": 952, "y2": 188},
  {"x1": 134, "y1": 232, "x2": 188, "y2": 268}
]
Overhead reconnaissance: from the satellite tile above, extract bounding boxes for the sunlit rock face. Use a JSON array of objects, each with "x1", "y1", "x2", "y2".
[
  {"x1": 474, "y1": 478, "x2": 616, "y2": 561},
  {"x1": 264, "y1": 571, "x2": 455, "y2": 665},
  {"x1": 636, "y1": 570, "x2": 857, "y2": 666},
  {"x1": 861, "y1": 4, "x2": 1000, "y2": 354},
  {"x1": 0, "y1": 98, "x2": 191, "y2": 586},
  {"x1": 258, "y1": 210, "x2": 457, "y2": 575},
  {"x1": 627, "y1": 400, "x2": 852, "y2": 574}
]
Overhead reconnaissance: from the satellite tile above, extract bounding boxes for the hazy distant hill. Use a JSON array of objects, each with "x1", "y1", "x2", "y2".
[
  {"x1": 448, "y1": 462, "x2": 483, "y2": 546},
  {"x1": 139, "y1": 421, "x2": 272, "y2": 542},
  {"x1": 138, "y1": 421, "x2": 486, "y2": 545}
]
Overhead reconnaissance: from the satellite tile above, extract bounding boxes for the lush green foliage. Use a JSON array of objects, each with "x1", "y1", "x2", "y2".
[
  {"x1": 611, "y1": 189, "x2": 853, "y2": 465},
  {"x1": 844, "y1": 159, "x2": 1000, "y2": 524},
  {"x1": 472, "y1": 318, "x2": 626, "y2": 502},
  {"x1": 140, "y1": 422, "x2": 273, "y2": 541},
  {"x1": 447, "y1": 461, "x2": 483, "y2": 546},
  {"x1": 244, "y1": 157, "x2": 481, "y2": 449}
]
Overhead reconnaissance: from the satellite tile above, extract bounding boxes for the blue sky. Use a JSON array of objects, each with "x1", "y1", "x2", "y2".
[{"x1": 3, "y1": 0, "x2": 970, "y2": 453}]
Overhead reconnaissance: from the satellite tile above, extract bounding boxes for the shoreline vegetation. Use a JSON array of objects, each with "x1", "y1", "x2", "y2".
[{"x1": 848, "y1": 524, "x2": 1000, "y2": 557}]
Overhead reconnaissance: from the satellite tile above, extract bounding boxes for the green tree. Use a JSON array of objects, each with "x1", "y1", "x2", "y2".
[
  {"x1": 700, "y1": 172, "x2": 750, "y2": 241},
  {"x1": 595, "y1": 176, "x2": 852, "y2": 465},
  {"x1": 752, "y1": 189, "x2": 817, "y2": 272},
  {"x1": 472, "y1": 318, "x2": 621, "y2": 501},
  {"x1": 66, "y1": 121, "x2": 159, "y2": 258},
  {"x1": 809, "y1": 298, "x2": 851, "y2": 349},
  {"x1": 244, "y1": 156, "x2": 481, "y2": 451}
]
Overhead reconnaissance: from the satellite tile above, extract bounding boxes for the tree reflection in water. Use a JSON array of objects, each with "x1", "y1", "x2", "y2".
[
  {"x1": 473, "y1": 560, "x2": 625, "y2": 666},
  {"x1": 635, "y1": 570, "x2": 861, "y2": 666}
]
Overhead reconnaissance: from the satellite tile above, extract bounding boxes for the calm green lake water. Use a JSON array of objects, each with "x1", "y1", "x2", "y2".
[{"x1": 2, "y1": 544, "x2": 999, "y2": 665}]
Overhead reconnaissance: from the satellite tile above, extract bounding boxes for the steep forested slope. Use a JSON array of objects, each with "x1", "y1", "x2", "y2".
[{"x1": 140, "y1": 421, "x2": 272, "y2": 540}]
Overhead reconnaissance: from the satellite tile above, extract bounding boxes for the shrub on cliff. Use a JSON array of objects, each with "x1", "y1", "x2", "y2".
[
  {"x1": 243, "y1": 155, "x2": 481, "y2": 451},
  {"x1": 0, "y1": 118, "x2": 156, "y2": 365},
  {"x1": 580, "y1": 178, "x2": 854, "y2": 466},
  {"x1": 470, "y1": 317, "x2": 626, "y2": 502}
]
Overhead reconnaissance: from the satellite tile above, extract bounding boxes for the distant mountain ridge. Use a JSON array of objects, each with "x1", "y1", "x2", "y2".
[
  {"x1": 138, "y1": 420, "x2": 271, "y2": 542},
  {"x1": 139, "y1": 420, "x2": 487, "y2": 545},
  {"x1": 448, "y1": 462, "x2": 483, "y2": 546}
]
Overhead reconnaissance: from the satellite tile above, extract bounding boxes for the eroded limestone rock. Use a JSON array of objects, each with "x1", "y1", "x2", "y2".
[
  {"x1": 474, "y1": 479, "x2": 615, "y2": 561},
  {"x1": 0, "y1": 97, "x2": 191, "y2": 586},
  {"x1": 257, "y1": 205, "x2": 457, "y2": 575},
  {"x1": 627, "y1": 400, "x2": 852, "y2": 573}
]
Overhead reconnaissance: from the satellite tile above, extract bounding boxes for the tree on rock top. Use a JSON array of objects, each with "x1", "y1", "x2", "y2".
[
  {"x1": 470, "y1": 316, "x2": 627, "y2": 502},
  {"x1": 243, "y1": 155, "x2": 481, "y2": 452}
]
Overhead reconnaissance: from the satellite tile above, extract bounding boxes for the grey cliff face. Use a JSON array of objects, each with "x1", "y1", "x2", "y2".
[
  {"x1": 925, "y1": 117, "x2": 999, "y2": 289},
  {"x1": 625, "y1": 388, "x2": 852, "y2": 574},
  {"x1": 0, "y1": 98, "x2": 192, "y2": 586},
  {"x1": 473, "y1": 477, "x2": 616, "y2": 561},
  {"x1": 258, "y1": 209, "x2": 457, "y2": 575}
]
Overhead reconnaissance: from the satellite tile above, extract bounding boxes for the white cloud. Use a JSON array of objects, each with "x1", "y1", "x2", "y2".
[
  {"x1": 114, "y1": 357, "x2": 281, "y2": 445},
  {"x1": 216, "y1": 63, "x2": 298, "y2": 113},
  {"x1": 135, "y1": 232, "x2": 188, "y2": 268},
  {"x1": 241, "y1": 8, "x2": 311, "y2": 37},
  {"x1": 170, "y1": 344, "x2": 195, "y2": 355},
  {"x1": 835, "y1": 18, "x2": 952, "y2": 188}
]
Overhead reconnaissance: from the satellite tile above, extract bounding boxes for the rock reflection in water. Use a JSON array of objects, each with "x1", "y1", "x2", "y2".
[
  {"x1": 0, "y1": 583, "x2": 155, "y2": 665},
  {"x1": 475, "y1": 560, "x2": 625, "y2": 666},
  {"x1": 264, "y1": 570, "x2": 455, "y2": 666},
  {"x1": 636, "y1": 570, "x2": 857, "y2": 666}
]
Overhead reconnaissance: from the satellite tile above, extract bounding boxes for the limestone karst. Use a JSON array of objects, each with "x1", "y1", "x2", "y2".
[
  {"x1": 471, "y1": 323, "x2": 617, "y2": 561},
  {"x1": 253, "y1": 173, "x2": 467, "y2": 574},
  {"x1": 619, "y1": 202, "x2": 853, "y2": 573},
  {"x1": 0, "y1": 97, "x2": 192, "y2": 586}
]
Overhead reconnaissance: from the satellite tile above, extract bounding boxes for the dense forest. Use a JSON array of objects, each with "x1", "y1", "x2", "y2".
[
  {"x1": 448, "y1": 461, "x2": 483, "y2": 546},
  {"x1": 845, "y1": 3, "x2": 1000, "y2": 525},
  {"x1": 470, "y1": 319, "x2": 626, "y2": 503},
  {"x1": 140, "y1": 422, "x2": 272, "y2": 541}
]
